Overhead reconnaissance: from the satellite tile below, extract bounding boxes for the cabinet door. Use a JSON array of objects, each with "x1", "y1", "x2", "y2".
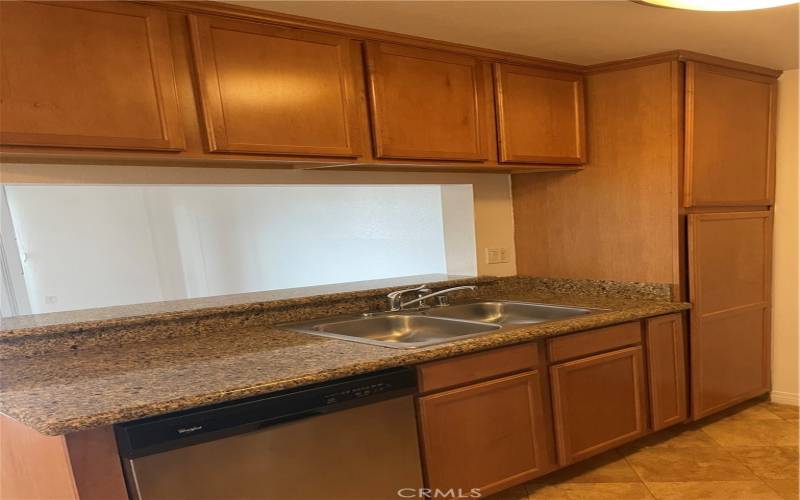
[
  {"x1": 418, "y1": 371, "x2": 552, "y2": 496},
  {"x1": 688, "y1": 211, "x2": 772, "y2": 419},
  {"x1": 0, "y1": 1, "x2": 184, "y2": 151},
  {"x1": 365, "y1": 42, "x2": 489, "y2": 161},
  {"x1": 551, "y1": 346, "x2": 646, "y2": 466},
  {"x1": 494, "y1": 64, "x2": 585, "y2": 164},
  {"x1": 189, "y1": 15, "x2": 361, "y2": 157},
  {"x1": 685, "y1": 62, "x2": 777, "y2": 207},
  {"x1": 645, "y1": 314, "x2": 687, "y2": 431}
]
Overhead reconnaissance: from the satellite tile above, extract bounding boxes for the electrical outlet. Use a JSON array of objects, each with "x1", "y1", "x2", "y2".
[
  {"x1": 499, "y1": 247, "x2": 510, "y2": 263},
  {"x1": 45, "y1": 296, "x2": 58, "y2": 305},
  {"x1": 485, "y1": 247, "x2": 510, "y2": 264}
]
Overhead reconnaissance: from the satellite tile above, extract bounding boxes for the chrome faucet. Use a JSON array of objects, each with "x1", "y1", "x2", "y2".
[
  {"x1": 387, "y1": 285, "x2": 477, "y2": 312},
  {"x1": 387, "y1": 284, "x2": 428, "y2": 312}
]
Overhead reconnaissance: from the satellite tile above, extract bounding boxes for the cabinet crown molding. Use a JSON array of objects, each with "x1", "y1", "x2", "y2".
[{"x1": 145, "y1": 2, "x2": 782, "y2": 78}]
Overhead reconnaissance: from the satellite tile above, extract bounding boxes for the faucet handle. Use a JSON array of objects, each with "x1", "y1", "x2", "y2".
[
  {"x1": 387, "y1": 284, "x2": 428, "y2": 311},
  {"x1": 416, "y1": 288, "x2": 433, "y2": 308}
]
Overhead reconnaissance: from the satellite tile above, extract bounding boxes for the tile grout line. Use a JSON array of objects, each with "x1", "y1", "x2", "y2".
[
  {"x1": 766, "y1": 405, "x2": 800, "y2": 422},
  {"x1": 696, "y1": 412, "x2": 794, "y2": 499},
  {"x1": 725, "y1": 447, "x2": 789, "y2": 500},
  {"x1": 620, "y1": 449, "x2": 660, "y2": 499},
  {"x1": 697, "y1": 426, "x2": 728, "y2": 448}
]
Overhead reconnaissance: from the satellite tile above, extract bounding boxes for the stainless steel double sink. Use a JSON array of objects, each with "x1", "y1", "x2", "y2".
[{"x1": 280, "y1": 301, "x2": 604, "y2": 349}]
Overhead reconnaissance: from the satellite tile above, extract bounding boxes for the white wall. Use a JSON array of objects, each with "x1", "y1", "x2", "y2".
[
  {"x1": 5, "y1": 186, "x2": 166, "y2": 314},
  {"x1": 0, "y1": 165, "x2": 517, "y2": 278},
  {"x1": 772, "y1": 69, "x2": 799, "y2": 406},
  {"x1": 0, "y1": 188, "x2": 31, "y2": 316},
  {"x1": 163, "y1": 185, "x2": 457, "y2": 295},
  {"x1": 3, "y1": 184, "x2": 476, "y2": 314}
]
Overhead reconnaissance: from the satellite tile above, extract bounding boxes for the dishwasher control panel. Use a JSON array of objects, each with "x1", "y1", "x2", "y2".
[
  {"x1": 323, "y1": 381, "x2": 398, "y2": 405},
  {"x1": 115, "y1": 367, "x2": 416, "y2": 458}
]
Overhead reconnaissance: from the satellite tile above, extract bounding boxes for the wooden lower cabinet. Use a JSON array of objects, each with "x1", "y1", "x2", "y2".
[
  {"x1": 688, "y1": 211, "x2": 772, "y2": 419},
  {"x1": 550, "y1": 346, "x2": 647, "y2": 466},
  {"x1": 0, "y1": 415, "x2": 128, "y2": 500},
  {"x1": 417, "y1": 370, "x2": 554, "y2": 496},
  {"x1": 691, "y1": 307, "x2": 771, "y2": 418},
  {"x1": 645, "y1": 314, "x2": 688, "y2": 430}
]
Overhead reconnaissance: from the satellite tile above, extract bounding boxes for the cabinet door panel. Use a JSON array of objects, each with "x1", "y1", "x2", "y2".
[
  {"x1": 645, "y1": 314, "x2": 687, "y2": 431},
  {"x1": 494, "y1": 64, "x2": 585, "y2": 164},
  {"x1": 690, "y1": 212, "x2": 771, "y2": 314},
  {"x1": 418, "y1": 371, "x2": 552, "y2": 496},
  {"x1": 0, "y1": 1, "x2": 184, "y2": 151},
  {"x1": 685, "y1": 62, "x2": 776, "y2": 206},
  {"x1": 692, "y1": 307, "x2": 770, "y2": 417},
  {"x1": 688, "y1": 211, "x2": 772, "y2": 418},
  {"x1": 365, "y1": 42, "x2": 488, "y2": 161},
  {"x1": 550, "y1": 346, "x2": 646, "y2": 466},
  {"x1": 189, "y1": 15, "x2": 361, "y2": 157}
]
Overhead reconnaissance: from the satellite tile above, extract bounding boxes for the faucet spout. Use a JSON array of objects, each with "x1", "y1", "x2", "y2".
[{"x1": 400, "y1": 285, "x2": 477, "y2": 310}]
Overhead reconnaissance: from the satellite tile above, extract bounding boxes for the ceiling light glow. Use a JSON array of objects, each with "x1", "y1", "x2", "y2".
[{"x1": 639, "y1": 0, "x2": 798, "y2": 11}]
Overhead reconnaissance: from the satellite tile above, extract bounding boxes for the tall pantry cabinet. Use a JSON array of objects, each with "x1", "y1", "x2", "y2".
[
  {"x1": 684, "y1": 61, "x2": 776, "y2": 418},
  {"x1": 512, "y1": 53, "x2": 779, "y2": 421}
]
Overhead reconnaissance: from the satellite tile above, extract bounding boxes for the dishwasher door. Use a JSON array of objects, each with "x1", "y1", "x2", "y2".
[{"x1": 126, "y1": 394, "x2": 422, "y2": 500}]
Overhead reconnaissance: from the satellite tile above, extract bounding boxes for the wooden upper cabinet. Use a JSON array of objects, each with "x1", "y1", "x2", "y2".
[
  {"x1": 189, "y1": 15, "x2": 361, "y2": 157},
  {"x1": 685, "y1": 62, "x2": 777, "y2": 207},
  {"x1": 0, "y1": 1, "x2": 184, "y2": 152},
  {"x1": 365, "y1": 42, "x2": 489, "y2": 161},
  {"x1": 688, "y1": 211, "x2": 772, "y2": 419},
  {"x1": 645, "y1": 314, "x2": 687, "y2": 431},
  {"x1": 494, "y1": 64, "x2": 585, "y2": 164}
]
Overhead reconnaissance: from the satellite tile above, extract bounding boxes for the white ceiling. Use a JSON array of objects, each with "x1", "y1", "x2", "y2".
[{"x1": 224, "y1": 1, "x2": 799, "y2": 70}]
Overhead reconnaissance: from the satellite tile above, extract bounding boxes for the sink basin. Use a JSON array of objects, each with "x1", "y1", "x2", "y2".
[
  {"x1": 279, "y1": 300, "x2": 602, "y2": 349},
  {"x1": 424, "y1": 301, "x2": 595, "y2": 325},
  {"x1": 284, "y1": 314, "x2": 501, "y2": 349}
]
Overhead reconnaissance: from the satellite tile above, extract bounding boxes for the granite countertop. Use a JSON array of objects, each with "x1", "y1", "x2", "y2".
[
  {"x1": 0, "y1": 273, "x2": 472, "y2": 338},
  {"x1": 0, "y1": 279, "x2": 689, "y2": 436}
]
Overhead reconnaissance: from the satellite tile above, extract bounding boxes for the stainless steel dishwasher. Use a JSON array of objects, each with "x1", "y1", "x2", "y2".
[{"x1": 115, "y1": 368, "x2": 423, "y2": 500}]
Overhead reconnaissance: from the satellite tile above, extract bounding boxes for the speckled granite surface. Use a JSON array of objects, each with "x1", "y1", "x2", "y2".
[
  {"x1": 0, "y1": 274, "x2": 478, "y2": 338},
  {"x1": 0, "y1": 276, "x2": 494, "y2": 359},
  {"x1": 0, "y1": 277, "x2": 688, "y2": 436}
]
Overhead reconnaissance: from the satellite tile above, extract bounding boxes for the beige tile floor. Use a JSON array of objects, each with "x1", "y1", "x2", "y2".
[{"x1": 490, "y1": 400, "x2": 799, "y2": 500}]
